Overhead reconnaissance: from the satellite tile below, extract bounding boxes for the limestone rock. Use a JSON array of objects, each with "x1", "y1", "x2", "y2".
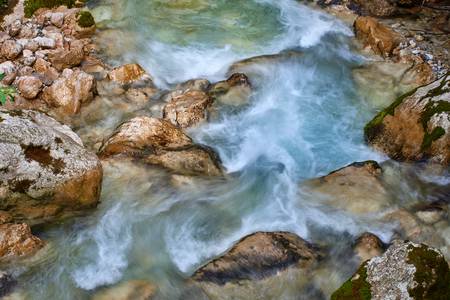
[
  {"x1": 92, "y1": 280, "x2": 156, "y2": 300},
  {"x1": 163, "y1": 90, "x2": 212, "y2": 128},
  {"x1": 354, "y1": 233, "x2": 384, "y2": 263},
  {"x1": 16, "y1": 76, "x2": 43, "y2": 99},
  {"x1": 302, "y1": 161, "x2": 391, "y2": 214},
  {"x1": 42, "y1": 69, "x2": 95, "y2": 116},
  {"x1": 99, "y1": 116, "x2": 223, "y2": 176},
  {"x1": 1, "y1": 40, "x2": 23, "y2": 60},
  {"x1": 0, "y1": 109, "x2": 103, "y2": 224},
  {"x1": 331, "y1": 240, "x2": 450, "y2": 300},
  {"x1": 365, "y1": 73, "x2": 450, "y2": 165},
  {"x1": 0, "y1": 223, "x2": 44, "y2": 260},
  {"x1": 108, "y1": 64, "x2": 149, "y2": 85},
  {"x1": 209, "y1": 73, "x2": 251, "y2": 106},
  {"x1": 354, "y1": 17, "x2": 402, "y2": 58},
  {"x1": 47, "y1": 41, "x2": 84, "y2": 70}
]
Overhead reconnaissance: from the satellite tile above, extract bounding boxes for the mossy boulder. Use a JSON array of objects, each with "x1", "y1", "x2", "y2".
[
  {"x1": 365, "y1": 73, "x2": 450, "y2": 165},
  {"x1": 24, "y1": 0, "x2": 77, "y2": 18},
  {"x1": 76, "y1": 11, "x2": 95, "y2": 28},
  {"x1": 332, "y1": 240, "x2": 450, "y2": 300}
]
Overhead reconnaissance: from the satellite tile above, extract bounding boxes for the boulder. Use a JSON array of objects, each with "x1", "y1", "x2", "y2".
[
  {"x1": 99, "y1": 116, "x2": 223, "y2": 176},
  {"x1": 0, "y1": 109, "x2": 103, "y2": 224},
  {"x1": 192, "y1": 232, "x2": 321, "y2": 299},
  {"x1": 163, "y1": 90, "x2": 213, "y2": 128},
  {"x1": 42, "y1": 69, "x2": 95, "y2": 116},
  {"x1": 92, "y1": 280, "x2": 156, "y2": 300},
  {"x1": 108, "y1": 64, "x2": 149, "y2": 85},
  {"x1": 354, "y1": 17, "x2": 402, "y2": 58},
  {"x1": 16, "y1": 76, "x2": 43, "y2": 99},
  {"x1": 0, "y1": 223, "x2": 44, "y2": 260},
  {"x1": 302, "y1": 161, "x2": 391, "y2": 214},
  {"x1": 353, "y1": 0, "x2": 397, "y2": 17},
  {"x1": 1, "y1": 40, "x2": 23, "y2": 60},
  {"x1": 331, "y1": 240, "x2": 450, "y2": 300},
  {"x1": 365, "y1": 73, "x2": 450, "y2": 165},
  {"x1": 47, "y1": 41, "x2": 84, "y2": 70},
  {"x1": 354, "y1": 233, "x2": 385, "y2": 263},
  {"x1": 209, "y1": 73, "x2": 251, "y2": 106}
]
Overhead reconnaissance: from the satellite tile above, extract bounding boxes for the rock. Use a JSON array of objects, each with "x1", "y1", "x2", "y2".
[
  {"x1": 0, "y1": 223, "x2": 44, "y2": 260},
  {"x1": 21, "y1": 49, "x2": 36, "y2": 66},
  {"x1": 33, "y1": 58, "x2": 60, "y2": 85},
  {"x1": 0, "y1": 271, "x2": 16, "y2": 298},
  {"x1": 32, "y1": 37, "x2": 55, "y2": 49},
  {"x1": 0, "y1": 109, "x2": 103, "y2": 224},
  {"x1": 192, "y1": 232, "x2": 321, "y2": 299},
  {"x1": 50, "y1": 12, "x2": 65, "y2": 28},
  {"x1": 209, "y1": 73, "x2": 251, "y2": 106},
  {"x1": 42, "y1": 69, "x2": 95, "y2": 116},
  {"x1": 0, "y1": 61, "x2": 17, "y2": 76},
  {"x1": 0, "y1": 212, "x2": 13, "y2": 225},
  {"x1": 108, "y1": 64, "x2": 149, "y2": 85},
  {"x1": 365, "y1": 73, "x2": 450, "y2": 165},
  {"x1": 353, "y1": 0, "x2": 397, "y2": 17},
  {"x1": 92, "y1": 280, "x2": 156, "y2": 300},
  {"x1": 228, "y1": 51, "x2": 303, "y2": 74},
  {"x1": 16, "y1": 76, "x2": 43, "y2": 99},
  {"x1": 163, "y1": 90, "x2": 212, "y2": 128},
  {"x1": 302, "y1": 161, "x2": 391, "y2": 214},
  {"x1": 414, "y1": 205, "x2": 447, "y2": 225},
  {"x1": 99, "y1": 116, "x2": 223, "y2": 176},
  {"x1": 354, "y1": 233, "x2": 384, "y2": 263},
  {"x1": 354, "y1": 17, "x2": 402, "y2": 58},
  {"x1": 47, "y1": 41, "x2": 84, "y2": 70},
  {"x1": 331, "y1": 240, "x2": 450, "y2": 300},
  {"x1": 1, "y1": 40, "x2": 23, "y2": 60}
]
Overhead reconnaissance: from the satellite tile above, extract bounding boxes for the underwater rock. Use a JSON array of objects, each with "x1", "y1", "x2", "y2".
[
  {"x1": 99, "y1": 116, "x2": 223, "y2": 176},
  {"x1": 92, "y1": 280, "x2": 156, "y2": 300},
  {"x1": 0, "y1": 109, "x2": 103, "y2": 224},
  {"x1": 192, "y1": 232, "x2": 321, "y2": 299},
  {"x1": 303, "y1": 161, "x2": 391, "y2": 214},
  {"x1": 354, "y1": 16, "x2": 402, "y2": 58},
  {"x1": 331, "y1": 240, "x2": 450, "y2": 300},
  {"x1": 108, "y1": 63, "x2": 150, "y2": 85},
  {"x1": 354, "y1": 232, "x2": 385, "y2": 263},
  {"x1": 365, "y1": 73, "x2": 450, "y2": 165},
  {"x1": 209, "y1": 73, "x2": 251, "y2": 106}
]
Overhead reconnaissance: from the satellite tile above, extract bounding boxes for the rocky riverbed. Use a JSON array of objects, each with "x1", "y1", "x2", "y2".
[{"x1": 0, "y1": 0, "x2": 449, "y2": 299}]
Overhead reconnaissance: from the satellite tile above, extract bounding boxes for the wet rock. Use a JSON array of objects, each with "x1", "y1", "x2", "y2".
[
  {"x1": 0, "y1": 271, "x2": 16, "y2": 298},
  {"x1": 1, "y1": 40, "x2": 23, "y2": 60},
  {"x1": 354, "y1": 17, "x2": 402, "y2": 58},
  {"x1": 42, "y1": 69, "x2": 95, "y2": 116},
  {"x1": 99, "y1": 116, "x2": 222, "y2": 176},
  {"x1": 0, "y1": 223, "x2": 44, "y2": 260},
  {"x1": 353, "y1": 0, "x2": 397, "y2": 17},
  {"x1": 192, "y1": 232, "x2": 321, "y2": 299},
  {"x1": 209, "y1": 73, "x2": 251, "y2": 106},
  {"x1": 163, "y1": 90, "x2": 213, "y2": 128},
  {"x1": 331, "y1": 240, "x2": 450, "y2": 299},
  {"x1": 108, "y1": 63, "x2": 149, "y2": 85},
  {"x1": 16, "y1": 76, "x2": 43, "y2": 99},
  {"x1": 303, "y1": 161, "x2": 391, "y2": 214},
  {"x1": 414, "y1": 204, "x2": 447, "y2": 225},
  {"x1": 354, "y1": 232, "x2": 384, "y2": 263},
  {"x1": 0, "y1": 212, "x2": 13, "y2": 225},
  {"x1": 365, "y1": 73, "x2": 450, "y2": 165},
  {"x1": 228, "y1": 51, "x2": 303, "y2": 74},
  {"x1": 92, "y1": 280, "x2": 156, "y2": 300},
  {"x1": 0, "y1": 109, "x2": 102, "y2": 224}
]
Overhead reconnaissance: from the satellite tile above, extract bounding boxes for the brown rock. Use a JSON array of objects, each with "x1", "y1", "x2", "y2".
[
  {"x1": 92, "y1": 280, "x2": 156, "y2": 300},
  {"x1": 354, "y1": 232, "x2": 384, "y2": 262},
  {"x1": 209, "y1": 73, "x2": 251, "y2": 106},
  {"x1": 1, "y1": 40, "x2": 23, "y2": 60},
  {"x1": 16, "y1": 76, "x2": 43, "y2": 99},
  {"x1": 47, "y1": 41, "x2": 84, "y2": 71},
  {"x1": 33, "y1": 58, "x2": 60, "y2": 85},
  {"x1": 354, "y1": 17, "x2": 402, "y2": 58},
  {"x1": 365, "y1": 73, "x2": 450, "y2": 165},
  {"x1": 0, "y1": 109, "x2": 103, "y2": 224},
  {"x1": 0, "y1": 212, "x2": 13, "y2": 225},
  {"x1": 163, "y1": 90, "x2": 213, "y2": 128},
  {"x1": 0, "y1": 223, "x2": 44, "y2": 260},
  {"x1": 42, "y1": 69, "x2": 95, "y2": 116},
  {"x1": 108, "y1": 64, "x2": 148, "y2": 85},
  {"x1": 303, "y1": 161, "x2": 391, "y2": 214},
  {"x1": 192, "y1": 232, "x2": 321, "y2": 284},
  {"x1": 354, "y1": 0, "x2": 397, "y2": 17}
]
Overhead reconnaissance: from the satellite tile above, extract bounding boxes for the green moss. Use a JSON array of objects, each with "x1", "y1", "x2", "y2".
[
  {"x1": 76, "y1": 11, "x2": 95, "y2": 28},
  {"x1": 407, "y1": 244, "x2": 450, "y2": 299},
  {"x1": 331, "y1": 263, "x2": 372, "y2": 300},
  {"x1": 24, "y1": 0, "x2": 77, "y2": 18},
  {"x1": 364, "y1": 87, "x2": 418, "y2": 141},
  {"x1": 0, "y1": 0, "x2": 7, "y2": 7}
]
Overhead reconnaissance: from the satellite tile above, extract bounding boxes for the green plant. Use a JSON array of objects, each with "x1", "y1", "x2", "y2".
[
  {"x1": 76, "y1": 11, "x2": 95, "y2": 28},
  {"x1": 0, "y1": 0, "x2": 7, "y2": 8},
  {"x1": 0, "y1": 73, "x2": 16, "y2": 105},
  {"x1": 23, "y1": 0, "x2": 76, "y2": 18}
]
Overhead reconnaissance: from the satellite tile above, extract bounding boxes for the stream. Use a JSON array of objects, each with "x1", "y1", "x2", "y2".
[{"x1": 8, "y1": 0, "x2": 450, "y2": 299}]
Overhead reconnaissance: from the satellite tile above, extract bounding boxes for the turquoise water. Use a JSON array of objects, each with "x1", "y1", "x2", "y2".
[{"x1": 9, "y1": 0, "x2": 449, "y2": 299}]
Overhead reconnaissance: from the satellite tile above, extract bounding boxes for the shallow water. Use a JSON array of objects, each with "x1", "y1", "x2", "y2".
[{"x1": 9, "y1": 0, "x2": 450, "y2": 299}]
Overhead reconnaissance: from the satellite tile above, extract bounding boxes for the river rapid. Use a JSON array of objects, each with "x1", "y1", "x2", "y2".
[{"x1": 9, "y1": 0, "x2": 450, "y2": 299}]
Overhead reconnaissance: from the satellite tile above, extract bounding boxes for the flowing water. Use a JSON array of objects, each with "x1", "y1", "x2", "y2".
[{"x1": 7, "y1": 0, "x2": 450, "y2": 299}]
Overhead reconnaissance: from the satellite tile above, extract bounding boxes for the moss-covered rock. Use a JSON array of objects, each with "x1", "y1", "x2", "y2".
[
  {"x1": 364, "y1": 72, "x2": 450, "y2": 165},
  {"x1": 24, "y1": 0, "x2": 77, "y2": 18},
  {"x1": 76, "y1": 11, "x2": 95, "y2": 28},
  {"x1": 332, "y1": 240, "x2": 450, "y2": 300}
]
